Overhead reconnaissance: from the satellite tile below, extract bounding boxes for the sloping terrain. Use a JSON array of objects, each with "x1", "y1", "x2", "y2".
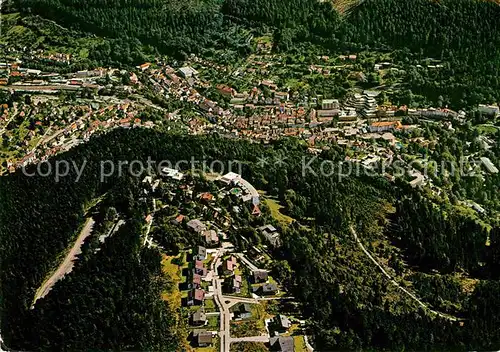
[
  {"x1": 32, "y1": 218, "x2": 95, "y2": 306},
  {"x1": 1, "y1": 129, "x2": 500, "y2": 351}
]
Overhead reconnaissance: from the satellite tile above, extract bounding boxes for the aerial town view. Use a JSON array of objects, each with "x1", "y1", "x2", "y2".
[{"x1": 0, "y1": 0, "x2": 499, "y2": 351}]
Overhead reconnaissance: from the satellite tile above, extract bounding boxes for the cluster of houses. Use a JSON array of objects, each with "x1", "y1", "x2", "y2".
[
  {"x1": 186, "y1": 219, "x2": 220, "y2": 247},
  {"x1": 2, "y1": 99, "x2": 156, "y2": 174},
  {"x1": 187, "y1": 245, "x2": 208, "y2": 307},
  {"x1": 0, "y1": 59, "x2": 108, "y2": 89},
  {"x1": 252, "y1": 270, "x2": 278, "y2": 296},
  {"x1": 222, "y1": 256, "x2": 243, "y2": 294},
  {"x1": 219, "y1": 172, "x2": 262, "y2": 216}
]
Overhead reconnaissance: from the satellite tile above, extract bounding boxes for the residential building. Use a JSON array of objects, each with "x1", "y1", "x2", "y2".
[
  {"x1": 259, "y1": 225, "x2": 281, "y2": 247},
  {"x1": 321, "y1": 99, "x2": 340, "y2": 110},
  {"x1": 410, "y1": 172, "x2": 425, "y2": 188},
  {"x1": 219, "y1": 172, "x2": 240, "y2": 184},
  {"x1": 203, "y1": 229, "x2": 219, "y2": 246},
  {"x1": 478, "y1": 104, "x2": 500, "y2": 117},
  {"x1": 199, "y1": 192, "x2": 214, "y2": 202},
  {"x1": 273, "y1": 314, "x2": 292, "y2": 332},
  {"x1": 193, "y1": 245, "x2": 207, "y2": 261},
  {"x1": 225, "y1": 274, "x2": 242, "y2": 294},
  {"x1": 136, "y1": 62, "x2": 151, "y2": 71},
  {"x1": 187, "y1": 289, "x2": 205, "y2": 306},
  {"x1": 317, "y1": 109, "x2": 340, "y2": 118},
  {"x1": 216, "y1": 84, "x2": 235, "y2": 98},
  {"x1": 253, "y1": 270, "x2": 269, "y2": 283},
  {"x1": 194, "y1": 260, "x2": 207, "y2": 277},
  {"x1": 223, "y1": 256, "x2": 238, "y2": 275},
  {"x1": 171, "y1": 214, "x2": 185, "y2": 225},
  {"x1": 187, "y1": 219, "x2": 207, "y2": 233},
  {"x1": 190, "y1": 274, "x2": 202, "y2": 289},
  {"x1": 192, "y1": 330, "x2": 212, "y2": 347},
  {"x1": 370, "y1": 121, "x2": 402, "y2": 133},
  {"x1": 234, "y1": 303, "x2": 252, "y2": 320},
  {"x1": 269, "y1": 336, "x2": 294, "y2": 352},
  {"x1": 161, "y1": 167, "x2": 184, "y2": 180},
  {"x1": 191, "y1": 308, "x2": 206, "y2": 326},
  {"x1": 179, "y1": 66, "x2": 198, "y2": 78},
  {"x1": 275, "y1": 92, "x2": 289, "y2": 101},
  {"x1": 262, "y1": 283, "x2": 278, "y2": 295},
  {"x1": 481, "y1": 157, "x2": 499, "y2": 174}
]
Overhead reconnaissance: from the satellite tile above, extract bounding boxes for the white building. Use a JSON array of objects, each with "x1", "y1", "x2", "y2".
[
  {"x1": 321, "y1": 99, "x2": 340, "y2": 110},
  {"x1": 161, "y1": 167, "x2": 184, "y2": 180},
  {"x1": 179, "y1": 66, "x2": 199, "y2": 78},
  {"x1": 480, "y1": 157, "x2": 499, "y2": 174},
  {"x1": 478, "y1": 104, "x2": 500, "y2": 117}
]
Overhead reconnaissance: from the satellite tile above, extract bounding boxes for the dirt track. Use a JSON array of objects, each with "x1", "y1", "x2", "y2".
[{"x1": 32, "y1": 218, "x2": 95, "y2": 306}]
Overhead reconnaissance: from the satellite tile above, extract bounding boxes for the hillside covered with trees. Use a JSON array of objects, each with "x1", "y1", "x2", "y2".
[{"x1": 1, "y1": 128, "x2": 500, "y2": 350}]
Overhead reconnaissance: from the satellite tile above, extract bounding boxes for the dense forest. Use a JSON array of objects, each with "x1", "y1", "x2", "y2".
[
  {"x1": 1, "y1": 128, "x2": 500, "y2": 350},
  {"x1": 13, "y1": 0, "x2": 500, "y2": 107},
  {"x1": 30, "y1": 221, "x2": 180, "y2": 351},
  {"x1": 389, "y1": 191, "x2": 489, "y2": 273}
]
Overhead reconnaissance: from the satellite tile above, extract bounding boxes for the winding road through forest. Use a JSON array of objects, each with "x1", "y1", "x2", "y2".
[{"x1": 350, "y1": 225, "x2": 463, "y2": 322}]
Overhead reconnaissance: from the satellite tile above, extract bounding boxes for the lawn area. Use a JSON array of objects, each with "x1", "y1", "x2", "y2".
[
  {"x1": 282, "y1": 323, "x2": 301, "y2": 337},
  {"x1": 263, "y1": 198, "x2": 294, "y2": 227},
  {"x1": 476, "y1": 124, "x2": 498, "y2": 135},
  {"x1": 207, "y1": 315, "x2": 219, "y2": 329},
  {"x1": 230, "y1": 320, "x2": 262, "y2": 338},
  {"x1": 230, "y1": 303, "x2": 269, "y2": 337},
  {"x1": 293, "y1": 336, "x2": 308, "y2": 352},
  {"x1": 161, "y1": 253, "x2": 185, "y2": 309},
  {"x1": 204, "y1": 298, "x2": 217, "y2": 313},
  {"x1": 230, "y1": 341, "x2": 269, "y2": 352}
]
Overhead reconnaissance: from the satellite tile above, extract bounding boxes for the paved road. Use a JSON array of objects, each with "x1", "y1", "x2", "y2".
[
  {"x1": 32, "y1": 218, "x2": 95, "y2": 307},
  {"x1": 257, "y1": 296, "x2": 294, "y2": 301},
  {"x1": 0, "y1": 84, "x2": 81, "y2": 92},
  {"x1": 230, "y1": 335, "x2": 269, "y2": 343},
  {"x1": 211, "y1": 249, "x2": 231, "y2": 352},
  {"x1": 304, "y1": 335, "x2": 314, "y2": 351},
  {"x1": 350, "y1": 225, "x2": 463, "y2": 322},
  {"x1": 234, "y1": 253, "x2": 266, "y2": 272},
  {"x1": 222, "y1": 296, "x2": 258, "y2": 306}
]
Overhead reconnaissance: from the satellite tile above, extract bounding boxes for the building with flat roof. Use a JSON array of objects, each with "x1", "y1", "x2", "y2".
[
  {"x1": 481, "y1": 157, "x2": 499, "y2": 174},
  {"x1": 478, "y1": 104, "x2": 500, "y2": 117},
  {"x1": 321, "y1": 99, "x2": 339, "y2": 110},
  {"x1": 220, "y1": 172, "x2": 260, "y2": 204},
  {"x1": 179, "y1": 66, "x2": 198, "y2": 78}
]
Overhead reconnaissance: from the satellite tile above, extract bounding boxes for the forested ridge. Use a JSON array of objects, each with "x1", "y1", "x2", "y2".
[
  {"x1": 1, "y1": 128, "x2": 500, "y2": 350},
  {"x1": 16, "y1": 0, "x2": 500, "y2": 62},
  {"x1": 13, "y1": 0, "x2": 500, "y2": 107}
]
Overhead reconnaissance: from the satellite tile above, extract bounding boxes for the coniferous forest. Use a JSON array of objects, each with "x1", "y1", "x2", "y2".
[
  {"x1": 2, "y1": 0, "x2": 500, "y2": 350},
  {"x1": 1, "y1": 128, "x2": 500, "y2": 351},
  {"x1": 15, "y1": 0, "x2": 500, "y2": 107}
]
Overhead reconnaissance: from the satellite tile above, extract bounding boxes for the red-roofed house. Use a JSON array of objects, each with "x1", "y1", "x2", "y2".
[
  {"x1": 199, "y1": 192, "x2": 214, "y2": 202},
  {"x1": 222, "y1": 256, "x2": 237, "y2": 275},
  {"x1": 137, "y1": 62, "x2": 151, "y2": 71},
  {"x1": 187, "y1": 289, "x2": 205, "y2": 306}
]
